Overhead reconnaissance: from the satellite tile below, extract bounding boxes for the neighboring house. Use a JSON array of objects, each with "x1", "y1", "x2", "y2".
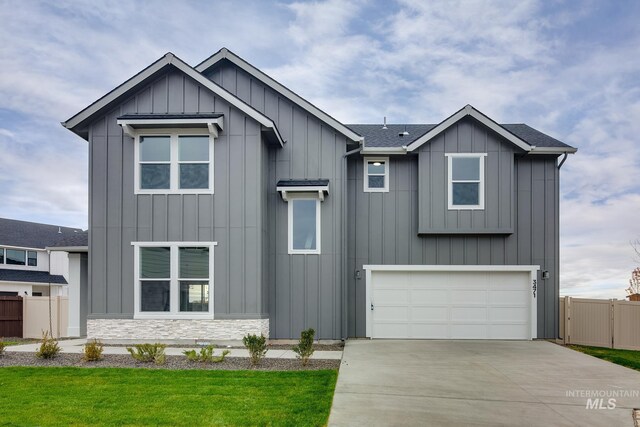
[
  {"x1": 62, "y1": 48, "x2": 576, "y2": 341},
  {"x1": 0, "y1": 218, "x2": 88, "y2": 336}
]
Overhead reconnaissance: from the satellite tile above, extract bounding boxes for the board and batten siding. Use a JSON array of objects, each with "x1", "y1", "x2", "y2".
[
  {"x1": 204, "y1": 60, "x2": 347, "y2": 339},
  {"x1": 347, "y1": 152, "x2": 560, "y2": 339},
  {"x1": 417, "y1": 117, "x2": 516, "y2": 234},
  {"x1": 87, "y1": 66, "x2": 268, "y2": 321}
]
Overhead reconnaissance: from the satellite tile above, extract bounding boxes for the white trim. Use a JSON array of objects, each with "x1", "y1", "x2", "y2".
[
  {"x1": 45, "y1": 246, "x2": 88, "y2": 252},
  {"x1": 195, "y1": 48, "x2": 363, "y2": 143},
  {"x1": 133, "y1": 130, "x2": 215, "y2": 195},
  {"x1": 360, "y1": 147, "x2": 406, "y2": 155},
  {"x1": 287, "y1": 195, "x2": 321, "y2": 255},
  {"x1": 406, "y1": 105, "x2": 531, "y2": 152},
  {"x1": 132, "y1": 241, "x2": 216, "y2": 320},
  {"x1": 446, "y1": 153, "x2": 486, "y2": 210},
  {"x1": 63, "y1": 52, "x2": 285, "y2": 147},
  {"x1": 0, "y1": 244, "x2": 46, "y2": 251},
  {"x1": 0, "y1": 280, "x2": 66, "y2": 286},
  {"x1": 363, "y1": 264, "x2": 540, "y2": 340},
  {"x1": 277, "y1": 185, "x2": 329, "y2": 202},
  {"x1": 529, "y1": 146, "x2": 578, "y2": 154},
  {"x1": 363, "y1": 157, "x2": 389, "y2": 193}
]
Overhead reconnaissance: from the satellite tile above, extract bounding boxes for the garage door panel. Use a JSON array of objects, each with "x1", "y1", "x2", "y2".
[
  {"x1": 370, "y1": 268, "x2": 533, "y2": 340},
  {"x1": 411, "y1": 306, "x2": 448, "y2": 322},
  {"x1": 410, "y1": 289, "x2": 448, "y2": 304},
  {"x1": 490, "y1": 307, "x2": 529, "y2": 322},
  {"x1": 451, "y1": 307, "x2": 487, "y2": 322},
  {"x1": 450, "y1": 290, "x2": 487, "y2": 304}
]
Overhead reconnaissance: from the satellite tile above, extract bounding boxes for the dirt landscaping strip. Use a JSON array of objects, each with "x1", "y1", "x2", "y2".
[
  {"x1": 102, "y1": 342, "x2": 346, "y2": 351},
  {"x1": 0, "y1": 352, "x2": 340, "y2": 371}
]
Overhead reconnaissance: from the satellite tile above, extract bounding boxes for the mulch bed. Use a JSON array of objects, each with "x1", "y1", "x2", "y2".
[
  {"x1": 0, "y1": 353, "x2": 340, "y2": 371},
  {"x1": 103, "y1": 343, "x2": 346, "y2": 351}
]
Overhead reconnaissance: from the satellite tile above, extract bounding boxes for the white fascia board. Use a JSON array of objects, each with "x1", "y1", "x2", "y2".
[
  {"x1": 131, "y1": 241, "x2": 218, "y2": 247},
  {"x1": 361, "y1": 147, "x2": 407, "y2": 155},
  {"x1": 276, "y1": 186, "x2": 329, "y2": 193},
  {"x1": 363, "y1": 264, "x2": 541, "y2": 273},
  {"x1": 117, "y1": 117, "x2": 224, "y2": 138},
  {"x1": 406, "y1": 105, "x2": 532, "y2": 153},
  {"x1": 0, "y1": 245, "x2": 45, "y2": 251},
  {"x1": 528, "y1": 146, "x2": 578, "y2": 154},
  {"x1": 45, "y1": 246, "x2": 88, "y2": 253},
  {"x1": 0, "y1": 280, "x2": 66, "y2": 286},
  {"x1": 195, "y1": 48, "x2": 363, "y2": 143}
]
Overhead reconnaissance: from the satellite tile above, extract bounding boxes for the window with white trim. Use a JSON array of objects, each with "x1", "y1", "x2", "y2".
[
  {"x1": 447, "y1": 153, "x2": 486, "y2": 210},
  {"x1": 0, "y1": 248, "x2": 37, "y2": 267},
  {"x1": 364, "y1": 157, "x2": 389, "y2": 192},
  {"x1": 134, "y1": 242, "x2": 215, "y2": 318},
  {"x1": 135, "y1": 130, "x2": 214, "y2": 194},
  {"x1": 288, "y1": 196, "x2": 321, "y2": 254}
]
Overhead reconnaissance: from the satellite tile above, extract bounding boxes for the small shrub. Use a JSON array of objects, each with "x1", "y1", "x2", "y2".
[
  {"x1": 83, "y1": 339, "x2": 104, "y2": 362},
  {"x1": 126, "y1": 343, "x2": 166, "y2": 365},
  {"x1": 35, "y1": 331, "x2": 60, "y2": 359},
  {"x1": 183, "y1": 346, "x2": 230, "y2": 363},
  {"x1": 0, "y1": 339, "x2": 5, "y2": 356},
  {"x1": 292, "y1": 328, "x2": 315, "y2": 366},
  {"x1": 243, "y1": 334, "x2": 267, "y2": 366}
]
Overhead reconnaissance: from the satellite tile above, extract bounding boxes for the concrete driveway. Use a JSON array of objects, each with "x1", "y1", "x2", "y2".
[{"x1": 329, "y1": 340, "x2": 640, "y2": 426}]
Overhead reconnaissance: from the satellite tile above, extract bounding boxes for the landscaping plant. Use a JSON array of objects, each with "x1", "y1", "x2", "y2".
[
  {"x1": 292, "y1": 328, "x2": 316, "y2": 366},
  {"x1": 82, "y1": 339, "x2": 104, "y2": 362},
  {"x1": 242, "y1": 334, "x2": 267, "y2": 365},
  {"x1": 0, "y1": 338, "x2": 5, "y2": 356},
  {"x1": 126, "y1": 343, "x2": 166, "y2": 365},
  {"x1": 35, "y1": 331, "x2": 60, "y2": 359},
  {"x1": 183, "y1": 345, "x2": 230, "y2": 363}
]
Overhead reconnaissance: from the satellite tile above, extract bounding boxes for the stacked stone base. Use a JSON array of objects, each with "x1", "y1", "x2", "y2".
[{"x1": 87, "y1": 318, "x2": 269, "y2": 341}]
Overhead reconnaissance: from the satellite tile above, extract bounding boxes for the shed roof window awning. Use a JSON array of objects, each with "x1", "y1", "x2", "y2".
[
  {"x1": 277, "y1": 179, "x2": 329, "y2": 201},
  {"x1": 117, "y1": 113, "x2": 224, "y2": 137}
]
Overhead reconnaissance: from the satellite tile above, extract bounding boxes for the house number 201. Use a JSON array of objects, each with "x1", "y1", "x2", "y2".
[{"x1": 532, "y1": 280, "x2": 537, "y2": 298}]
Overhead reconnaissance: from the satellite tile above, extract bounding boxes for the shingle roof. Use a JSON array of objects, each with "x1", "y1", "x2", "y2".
[
  {"x1": 0, "y1": 269, "x2": 67, "y2": 285},
  {"x1": 0, "y1": 218, "x2": 85, "y2": 249},
  {"x1": 347, "y1": 123, "x2": 572, "y2": 149},
  {"x1": 276, "y1": 179, "x2": 330, "y2": 187},
  {"x1": 47, "y1": 231, "x2": 88, "y2": 248},
  {"x1": 117, "y1": 113, "x2": 223, "y2": 120}
]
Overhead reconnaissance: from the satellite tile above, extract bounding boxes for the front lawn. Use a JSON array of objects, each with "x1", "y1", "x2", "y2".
[
  {"x1": 568, "y1": 345, "x2": 640, "y2": 371},
  {"x1": 0, "y1": 367, "x2": 337, "y2": 426}
]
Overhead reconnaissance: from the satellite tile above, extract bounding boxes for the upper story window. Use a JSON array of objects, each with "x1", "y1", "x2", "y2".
[
  {"x1": 0, "y1": 248, "x2": 37, "y2": 267},
  {"x1": 364, "y1": 157, "x2": 389, "y2": 192},
  {"x1": 135, "y1": 130, "x2": 214, "y2": 194},
  {"x1": 447, "y1": 153, "x2": 486, "y2": 210},
  {"x1": 133, "y1": 242, "x2": 215, "y2": 319}
]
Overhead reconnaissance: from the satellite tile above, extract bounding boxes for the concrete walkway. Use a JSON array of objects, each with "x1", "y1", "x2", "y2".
[
  {"x1": 329, "y1": 340, "x2": 640, "y2": 426},
  {"x1": 6, "y1": 339, "x2": 342, "y2": 360}
]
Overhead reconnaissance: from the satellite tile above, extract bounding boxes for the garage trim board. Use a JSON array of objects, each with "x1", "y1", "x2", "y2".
[{"x1": 364, "y1": 265, "x2": 540, "y2": 340}]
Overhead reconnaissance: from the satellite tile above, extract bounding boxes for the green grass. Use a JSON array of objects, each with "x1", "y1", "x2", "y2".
[
  {"x1": 0, "y1": 367, "x2": 338, "y2": 426},
  {"x1": 569, "y1": 345, "x2": 640, "y2": 371}
]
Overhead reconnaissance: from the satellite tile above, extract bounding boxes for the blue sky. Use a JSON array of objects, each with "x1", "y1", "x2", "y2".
[{"x1": 1, "y1": 0, "x2": 639, "y2": 298}]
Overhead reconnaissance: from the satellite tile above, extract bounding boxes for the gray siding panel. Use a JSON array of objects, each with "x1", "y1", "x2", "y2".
[
  {"x1": 88, "y1": 67, "x2": 266, "y2": 320},
  {"x1": 347, "y1": 153, "x2": 561, "y2": 339}
]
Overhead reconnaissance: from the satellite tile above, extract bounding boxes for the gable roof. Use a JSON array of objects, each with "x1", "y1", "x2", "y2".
[
  {"x1": 62, "y1": 53, "x2": 284, "y2": 146},
  {"x1": 348, "y1": 122, "x2": 574, "y2": 151},
  {"x1": 195, "y1": 48, "x2": 363, "y2": 143},
  {"x1": 0, "y1": 218, "x2": 84, "y2": 249},
  {"x1": 402, "y1": 105, "x2": 576, "y2": 154}
]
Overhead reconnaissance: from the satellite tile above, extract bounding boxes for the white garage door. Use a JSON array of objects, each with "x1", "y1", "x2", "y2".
[{"x1": 367, "y1": 267, "x2": 536, "y2": 340}]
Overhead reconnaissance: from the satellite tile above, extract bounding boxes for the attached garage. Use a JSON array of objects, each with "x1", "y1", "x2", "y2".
[{"x1": 365, "y1": 266, "x2": 538, "y2": 340}]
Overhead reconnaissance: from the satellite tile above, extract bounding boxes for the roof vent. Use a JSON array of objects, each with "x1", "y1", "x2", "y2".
[
  {"x1": 382, "y1": 116, "x2": 387, "y2": 130},
  {"x1": 398, "y1": 130, "x2": 409, "y2": 137},
  {"x1": 58, "y1": 227, "x2": 62, "y2": 234}
]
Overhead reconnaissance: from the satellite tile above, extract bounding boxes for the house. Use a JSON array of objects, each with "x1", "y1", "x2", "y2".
[
  {"x1": 0, "y1": 218, "x2": 88, "y2": 336},
  {"x1": 62, "y1": 48, "x2": 576, "y2": 341}
]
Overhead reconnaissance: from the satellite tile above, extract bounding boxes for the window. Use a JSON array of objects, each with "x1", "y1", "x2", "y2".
[
  {"x1": 134, "y1": 242, "x2": 215, "y2": 318},
  {"x1": 288, "y1": 197, "x2": 321, "y2": 254},
  {"x1": 447, "y1": 153, "x2": 486, "y2": 209},
  {"x1": 0, "y1": 248, "x2": 3, "y2": 264},
  {"x1": 363, "y1": 157, "x2": 389, "y2": 192},
  {"x1": 27, "y1": 251, "x2": 37, "y2": 267},
  {"x1": 5, "y1": 249, "x2": 26, "y2": 265},
  {"x1": 135, "y1": 130, "x2": 214, "y2": 194}
]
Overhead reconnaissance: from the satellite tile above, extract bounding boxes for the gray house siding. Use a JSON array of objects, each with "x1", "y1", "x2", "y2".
[
  {"x1": 204, "y1": 60, "x2": 346, "y2": 339},
  {"x1": 417, "y1": 117, "x2": 517, "y2": 234},
  {"x1": 347, "y1": 152, "x2": 560, "y2": 339},
  {"x1": 87, "y1": 66, "x2": 268, "y2": 321}
]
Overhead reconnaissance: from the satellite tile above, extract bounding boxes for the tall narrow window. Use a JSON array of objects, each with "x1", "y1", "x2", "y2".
[
  {"x1": 179, "y1": 247, "x2": 209, "y2": 312},
  {"x1": 139, "y1": 247, "x2": 171, "y2": 312},
  {"x1": 364, "y1": 157, "x2": 389, "y2": 192},
  {"x1": 0, "y1": 248, "x2": 4, "y2": 264},
  {"x1": 27, "y1": 251, "x2": 37, "y2": 267},
  {"x1": 447, "y1": 153, "x2": 485, "y2": 210},
  {"x1": 139, "y1": 136, "x2": 171, "y2": 190},
  {"x1": 288, "y1": 198, "x2": 321, "y2": 254}
]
